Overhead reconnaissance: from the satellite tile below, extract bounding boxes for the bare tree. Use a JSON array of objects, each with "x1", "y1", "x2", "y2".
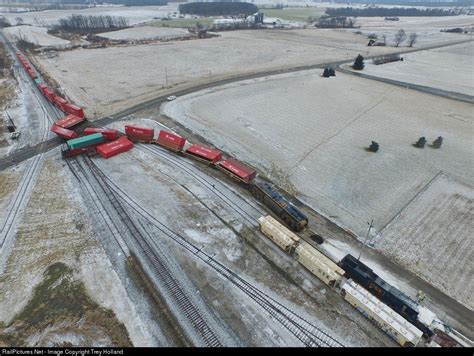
[
  {"x1": 382, "y1": 34, "x2": 387, "y2": 46},
  {"x1": 15, "y1": 17, "x2": 24, "y2": 26},
  {"x1": 408, "y1": 32, "x2": 418, "y2": 47},
  {"x1": 394, "y1": 29, "x2": 406, "y2": 47}
]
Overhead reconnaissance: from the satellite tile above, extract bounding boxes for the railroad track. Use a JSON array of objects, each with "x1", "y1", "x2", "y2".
[
  {"x1": 67, "y1": 156, "x2": 223, "y2": 347},
  {"x1": 0, "y1": 39, "x2": 63, "y2": 271},
  {"x1": 90, "y1": 159, "x2": 343, "y2": 347},
  {"x1": 139, "y1": 144, "x2": 261, "y2": 228}
]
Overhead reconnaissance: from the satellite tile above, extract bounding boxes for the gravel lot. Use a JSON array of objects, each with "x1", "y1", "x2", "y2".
[
  {"x1": 161, "y1": 70, "x2": 473, "y2": 309},
  {"x1": 361, "y1": 41, "x2": 474, "y2": 96}
]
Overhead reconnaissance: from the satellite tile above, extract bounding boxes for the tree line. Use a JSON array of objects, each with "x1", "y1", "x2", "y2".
[
  {"x1": 325, "y1": 7, "x2": 463, "y2": 17},
  {"x1": 315, "y1": 16, "x2": 357, "y2": 29},
  {"x1": 179, "y1": 2, "x2": 258, "y2": 17},
  {"x1": 53, "y1": 15, "x2": 129, "y2": 33}
]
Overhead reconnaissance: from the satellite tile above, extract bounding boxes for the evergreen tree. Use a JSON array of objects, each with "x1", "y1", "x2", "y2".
[
  {"x1": 414, "y1": 136, "x2": 427, "y2": 148},
  {"x1": 432, "y1": 136, "x2": 443, "y2": 148},
  {"x1": 369, "y1": 141, "x2": 379, "y2": 152},
  {"x1": 353, "y1": 54, "x2": 364, "y2": 70}
]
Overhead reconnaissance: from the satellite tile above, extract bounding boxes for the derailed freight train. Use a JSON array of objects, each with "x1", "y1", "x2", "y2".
[{"x1": 338, "y1": 254, "x2": 433, "y2": 338}]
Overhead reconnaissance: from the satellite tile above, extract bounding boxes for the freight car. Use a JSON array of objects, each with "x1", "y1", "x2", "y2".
[
  {"x1": 338, "y1": 254, "x2": 433, "y2": 338},
  {"x1": 258, "y1": 215, "x2": 344, "y2": 288},
  {"x1": 251, "y1": 181, "x2": 308, "y2": 232},
  {"x1": 341, "y1": 280, "x2": 423, "y2": 347},
  {"x1": 258, "y1": 215, "x2": 300, "y2": 254},
  {"x1": 294, "y1": 241, "x2": 345, "y2": 288}
]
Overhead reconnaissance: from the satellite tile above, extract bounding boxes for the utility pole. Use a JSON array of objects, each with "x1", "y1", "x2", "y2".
[
  {"x1": 165, "y1": 67, "x2": 168, "y2": 87},
  {"x1": 358, "y1": 219, "x2": 374, "y2": 261}
]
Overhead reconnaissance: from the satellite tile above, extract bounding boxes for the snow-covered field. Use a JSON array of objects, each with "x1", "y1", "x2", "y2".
[
  {"x1": 362, "y1": 41, "x2": 474, "y2": 96},
  {"x1": 161, "y1": 70, "x2": 473, "y2": 306},
  {"x1": 3, "y1": 25, "x2": 69, "y2": 46},
  {"x1": 34, "y1": 29, "x2": 401, "y2": 117},
  {"x1": 1, "y1": 5, "x2": 179, "y2": 27},
  {"x1": 376, "y1": 174, "x2": 473, "y2": 311},
  {"x1": 98, "y1": 26, "x2": 191, "y2": 41}
]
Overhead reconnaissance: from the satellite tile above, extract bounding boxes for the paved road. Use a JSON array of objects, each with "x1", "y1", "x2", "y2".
[{"x1": 1, "y1": 37, "x2": 471, "y2": 171}]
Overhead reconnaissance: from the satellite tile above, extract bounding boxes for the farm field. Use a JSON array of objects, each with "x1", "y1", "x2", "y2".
[
  {"x1": 358, "y1": 41, "x2": 474, "y2": 97},
  {"x1": 1, "y1": 5, "x2": 179, "y2": 26},
  {"x1": 375, "y1": 174, "x2": 473, "y2": 311},
  {"x1": 34, "y1": 29, "x2": 402, "y2": 117},
  {"x1": 98, "y1": 26, "x2": 191, "y2": 41},
  {"x1": 3, "y1": 25, "x2": 69, "y2": 46},
  {"x1": 161, "y1": 70, "x2": 473, "y2": 308},
  {"x1": 351, "y1": 15, "x2": 474, "y2": 47}
]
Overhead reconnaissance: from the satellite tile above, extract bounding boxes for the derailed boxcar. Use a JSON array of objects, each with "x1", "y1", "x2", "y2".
[
  {"x1": 341, "y1": 280, "x2": 423, "y2": 347},
  {"x1": 53, "y1": 95, "x2": 68, "y2": 111},
  {"x1": 294, "y1": 241, "x2": 345, "y2": 288},
  {"x1": 258, "y1": 215, "x2": 300, "y2": 254}
]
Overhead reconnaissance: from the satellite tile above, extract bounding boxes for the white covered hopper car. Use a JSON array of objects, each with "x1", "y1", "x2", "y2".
[
  {"x1": 294, "y1": 241, "x2": 345, "y2": 288},
  {"x1": 341, "y1": 280, "x2": 423, "y2": 347},
  {"x1": 258, "y1": 215, "x2": 300, "y2": 253}
]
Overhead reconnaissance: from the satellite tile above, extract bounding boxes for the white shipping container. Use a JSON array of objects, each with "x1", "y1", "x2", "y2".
[
  {"x1": 258, "y1": 215, "x2": 299, "y2": 253},
  {"x1": 341, "y1": 280, "x2": 423, "y2": 347},
  {"x1": 294, "y1": 242, "x2": 345, "y2": 288}
]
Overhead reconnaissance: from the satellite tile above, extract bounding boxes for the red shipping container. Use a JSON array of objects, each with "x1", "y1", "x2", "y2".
[
  {"x1": 53, "y1": 96, "x2": 68, "y2": 111},
  {"x1": 84, "y1": 127, "x2": 118, "y2": 141},
  {"x1": 157, "y1": 130, "x2": 186, "y2": 152},
  {"x1": 43, "y1": 88, "x2": 55, "y2": 102},
  {"x1": 97, "y1": 136, "x2": 134, "y2": 159},
  {"x1": 185, "y1": 144, "x2": 222, "y2": 165},
  {"x1": 27, "y1": 68, "x2": 36, "y2": 79},
  {"x1": 38, "y1": 83, "x2": 48, "y2": 95},
  {"x1": 63, "y1": 102, "x2": 85, "y2": 118},
  {"x1": 125, "y1": 125, "x2": 154, "y2": 143},
  {"x1": 217, "y1": 158, "x2": 257, "y2": 183},
  {"x1": 55, "y1": 114, "x2": 85, "y2": 129},
  {"x1": 50, "y1": 124, "x2": 79, "y2": 140}
]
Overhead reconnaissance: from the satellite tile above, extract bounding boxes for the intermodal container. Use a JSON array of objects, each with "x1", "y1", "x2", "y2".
[
  {"x1": 217, "y1": 158, "x2": 257, "y2": 183},
  {"x1": 125, "y1": 125, "x2": 154, "y2": 143},
  {"x1": 43, "y1": 88, "x2": 55, "y2": 102},
  {"x1": 53, "y1": 96, "x2": 68, "y2": 111},
  {"x1": 38, "y1": 83, "x2": 48, "y2": 95},
  {"x1": 34, "y1": 78, "x2": 42, "y2": 85},
  {"x1": 55, "y1": 114, "x2": 85, "y2": 129},
  {"x1": 50, "y1": 124, "x2": 79, "y2": 140},
  {"x1": 83, "y1": 127, "x2": 118, "y2": 141},
  {"x1": 63, "y1": 102, "x2": 85, "y2": 118},
  {"x1": 67, "y1": 133, "x2": 105, "y2": 150},
  {"x1": 185, "y1": 144, "x2": 222, "y2": 164},
  {"x1": 156, "y1": 130, "x2": 185, "y2": 152},
  {"x1": 97, "y1": 136, "x2": 134, "y2": 159},
  {"x1": 27, "y1": 68, "x2": 37, "y2": 79}
]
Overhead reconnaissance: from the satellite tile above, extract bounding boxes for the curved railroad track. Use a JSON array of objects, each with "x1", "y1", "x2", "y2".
[{"x1": 89, "y1": 158, "x2": 343, "y2": 347}]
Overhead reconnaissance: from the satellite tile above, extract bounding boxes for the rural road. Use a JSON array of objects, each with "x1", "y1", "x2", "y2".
[{"x1": 1, "y1": 31, "x2": 473, "y2": 339}]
